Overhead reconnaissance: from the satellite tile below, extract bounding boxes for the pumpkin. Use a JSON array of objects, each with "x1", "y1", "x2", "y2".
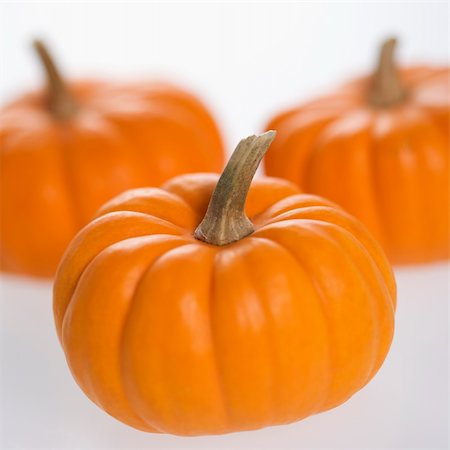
[
  {"x1": 54, "y1": 131, "x2": 396, "y2": 436},
  {"x1": 0, "y1": 40, "x2": 224, "y2": 278},
  {"x1": 264, "y1": 38, "x2": 449, "y2": 265}
]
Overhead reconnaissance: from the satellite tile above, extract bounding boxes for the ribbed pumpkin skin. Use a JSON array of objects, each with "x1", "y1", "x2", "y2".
[
  {"x1": 264, "y1": 66, "x2": 449, "y2": 264},
  {"x1": 54, "y1": 173, "x2": 396, "y2": 436},
  {"x1": 0, "y1": 81, "x2": 224, "y2": 277}
]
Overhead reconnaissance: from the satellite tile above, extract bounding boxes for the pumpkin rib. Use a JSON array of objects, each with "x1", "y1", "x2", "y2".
[
  {"x1": 300, "y1": 221, "x2": 391, "y2": 398},
  {"x1": 305, "y1": 110, "x2": 376, "y2": 202},
  {"x1": 63, "y1": 236, "x2": 189, "y2": 432},
  {"x1": 102, "y1": 111, "x2": 154, "y2": 185},
  {"x1": 255, "y1": 229, "x2": 334, "y2": 413},
  {"x1": 244, "y1": 177, "x2": 300, "y2": 219},
  {"x1": 403, "y1": 110, "x2": 449, "y2": 256},
  {"x1": 53, "y1": 210, "x2": 184, "y2": 296},
  {"x1": 412, "y1": 123, "x2": 445, "y2": 258},
  {"x1": 118, "y1": 241, "x2": 194, "y2": 433},
  {"x1": 161, "y1": 174, "x2": 218, "y2": 217},
  {"x1": 172, "y1": 244, "x2": 226, "y2": 434},
  {"x1": 96, "y1": 187, "x2": 200, "y2": 227},
  {"x1": 104, "y1": 109, "x2": 187, "y2": 186},
  {"x1": 55, "y1": 225, "x2": 186, "y2": 337},
  {"x1": 255, "y1": 220, "x2": 389, "y2": 410},
  {"x1": 284, "y1": 225, "x2": 375, "y2": 410},
  {"x1": 302, "y1": 220, "x2": 396, "y2": 389},
  {"x1": 418, "y1": 106, "x2": 449, "y2": 140},
  {"x1": 258, "y1": 214, "x2": 396, "y2": 306},
  {"x1": 407, "y1": 66, "x2": 449, "y2": 86},
  {"x1": 254, "y1": 194, "x2": 340, "y2": 224},
  {"x1": 0, "y1": 125, "x2": 79, "y2": 276},
  {"x1": 239, "y1": 241, "x2": 278, "y2": 426},
  {"x1": 163, "y1": 241, "x2": 230, "y2": 435},
  {"x1": 304, "y1": 110, "x2": 387, "y2": 256},
  {"x1": 207, "y1": 249, "x2": 232, "y2": 429},
  {"x1": 367, "y1": 115, "x2": 388, "y2": 248},
  {"x1": 417, "y1": 123, "x2": 449, "y2": 259},
  {"x1": 241, "y1": 238, "x2": 290, "y2": 425},
  {"x1": 264, "y1": 112, "x2": 337, "y2": 183},
  {"x1": 379, "y1": 121, "x2": 424, "y2": 255},
  {"x1": 168, "y1": 244, "x2": 228, "y2": 435},
  {"x1": 120, "y1": 243, "x2": 229, "y2": 435},
  {"x1": 118, "y1": 246, "x2": 181, "y2": 433},
  {"x1": 99, "y1": 83, "x2": 223, "y2": 172},
  {"x1": 164, "y1": 105, "x2": 221, "y2": 177},
  {"x1": 57, "y1": 124, "x2": 87, "y2": 230},
  {"x1": 96, "y1": 211, "x2": 188, "y2": 234},
  {"x1": 63, "y1": 114, "x2": 148, "y2": 223},
  {"x1": 51, "y1": 118, "x2": 86, "y2": 225},
  {"x1": 106, "y1": 83, "x2": 222, "y2": 154},
  {"x1": 212, "y1": 241, "x2": 281, "y2": 430},
  {"x1": 244, "y1": 235, "x2": 331, "y2": 421},
  {"x1": 263, "y1": 206, "x2": 341, "y2": 225},
  {"x1": 152, "y1": 92, "x2": 221, "y2": 148},
  {"x1": 154, "y1": 104, "x2": 223, "y2": 174},
  {"x1": 394, "y1": 118, "x2": 425, "y2": 254}
]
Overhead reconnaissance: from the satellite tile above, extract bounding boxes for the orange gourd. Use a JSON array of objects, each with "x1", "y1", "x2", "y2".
[
  {"x1": 264, "y1": 38, "x2": 449, "y2": 265},
  {"x1": 54, "y1": 131, "x2": 396, "y2": 436},
  {"x1": 0, "y1": 40, "x2": 224, "y2": 278}
]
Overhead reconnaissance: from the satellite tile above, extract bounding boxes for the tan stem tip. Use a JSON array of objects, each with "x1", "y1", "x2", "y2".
[
  {"x1": 368, "y1": 37, "x2": 406, "y2": 107},
  {"x1": 195, "y1": 131, "x2": 276, "y2": 246},
  {"x1": 33, "y1": 38, "x2": 78, "y2": 120}
]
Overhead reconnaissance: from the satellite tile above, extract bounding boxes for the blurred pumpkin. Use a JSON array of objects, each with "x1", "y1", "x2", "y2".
[
  {"x1": 54, "y1": 131, "x2": 396, "y2": 436},
  {"x1": 264, "y1": 38, "x2": 449, "y2": 265},
  {"x1": 0, "y1": 40, "x2": 224, "y2": 278}
]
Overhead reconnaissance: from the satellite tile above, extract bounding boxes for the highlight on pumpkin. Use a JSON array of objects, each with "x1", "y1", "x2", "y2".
[
  {"x1": 53, "y1": 131, "x2": 396, "y2": 436},
  {"x1": 264, "y1": 37, "x2": 449, "y2": 265}
]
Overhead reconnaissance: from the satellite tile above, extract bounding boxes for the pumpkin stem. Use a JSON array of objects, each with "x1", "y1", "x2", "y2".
[
  {"x1": 195, "y1": 131, "x2": 276, "y2": 246},
  {"x1": 33, "y1": 39, "x2": 78, "y2": 120},
  {"x1": 368, "y1": 37, "x2": 406, "y2": 107}
]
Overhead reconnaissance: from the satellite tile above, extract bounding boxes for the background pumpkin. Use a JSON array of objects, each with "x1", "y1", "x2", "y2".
[
  {"x1": 0, "y1": 40, "x2": 224, "y2": 278},
  {"x1": 264, "y1": 38, "x2": 449, "y2": 265},
  {"x1": 54, "y1": 132, "x2": 396, "y2": 436}
]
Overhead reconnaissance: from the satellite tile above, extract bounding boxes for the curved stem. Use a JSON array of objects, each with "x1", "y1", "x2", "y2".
[
  {"x1": 33, "y1": 39, "x2": 78, "y2": 119},
  {"x1": 368, "y1": 37, "x2": 406, "y2": 107},
  {"x1": 195, "y1": 131, "x2": 276, "y2": 246}
]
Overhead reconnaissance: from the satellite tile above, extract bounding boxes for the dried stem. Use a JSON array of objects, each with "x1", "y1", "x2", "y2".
[
  {"x1": 368, "y1": 37, "x2": 406, "y2": 107},
  {"x1": 195, "y1": 131, "x2": 276, "y2": 246},
  {"x1": 33, "y1": 39, "x2": 78, "y2": 119}
]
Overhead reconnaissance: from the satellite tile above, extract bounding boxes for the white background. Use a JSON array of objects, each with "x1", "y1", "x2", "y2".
[{"x1": 0, "y1": 1, "x2": 448, "y2": 449}]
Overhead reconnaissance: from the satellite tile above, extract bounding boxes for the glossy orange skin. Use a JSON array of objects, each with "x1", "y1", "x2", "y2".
[
  {"x1": 0, "y1": 81, "x2": 224, "y2": 277},
  {"x1": 54, "y1": 173, "x2": 396, "y2": 436},
  {"x1": 264, "y1": 66, "x2": 449, "y2": 264}
]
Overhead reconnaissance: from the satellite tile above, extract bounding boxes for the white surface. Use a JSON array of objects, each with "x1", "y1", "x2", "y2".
[{"x1": 0, "y1": 2, "x2": 449, "y2": 449}]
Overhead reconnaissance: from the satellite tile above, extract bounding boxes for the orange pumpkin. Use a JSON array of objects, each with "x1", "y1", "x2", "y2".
[
  {"x1": 0, "y1": 40, "x2": 224, "y2": 278},
  {"x1": 264, "y1": 38, "x2": 449, "y2": 265},
  {"x1": 54, "y1": 131, "x2": 396, "y2": 436}
]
